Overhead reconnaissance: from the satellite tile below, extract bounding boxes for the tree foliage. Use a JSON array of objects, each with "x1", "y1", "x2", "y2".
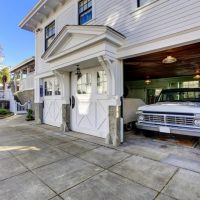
[{"x1": 0, "y1": 67, "x2": 10, "y2": 84}]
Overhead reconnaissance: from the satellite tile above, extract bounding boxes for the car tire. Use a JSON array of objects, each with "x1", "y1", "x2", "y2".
[{"x1": 125, "y1": 122, "x2": 133, "y2": 131}]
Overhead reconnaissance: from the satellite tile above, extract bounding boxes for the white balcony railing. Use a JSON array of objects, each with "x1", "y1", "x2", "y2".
[
  {"x1": 0, "y1": 90, "x2": 10, "y2": 100},
  {"x1": 19, "y1": 72, "x2": 34, "y2": 91}
]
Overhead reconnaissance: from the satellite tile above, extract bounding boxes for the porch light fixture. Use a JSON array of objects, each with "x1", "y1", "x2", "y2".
[
  {"x1": 162, "y1": 56, "x2": 177, "y2": 64},
  {"x1": 75, "y1": 65, "x2": 82, "y2": 79},
  {"x1": 193, "y1": 74, "x2": 200, "y2": 79}
]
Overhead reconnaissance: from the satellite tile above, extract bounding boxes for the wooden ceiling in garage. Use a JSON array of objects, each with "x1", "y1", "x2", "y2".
[{"x1": 124, "y1": 43, "x2": 200, "y2": 81}]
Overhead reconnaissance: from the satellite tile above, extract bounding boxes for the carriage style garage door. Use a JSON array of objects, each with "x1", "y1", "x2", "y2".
[
  {"x1": 43, "y1": 77, "x2": 62, "y2": 127},
  {"x1": 71, "y1": 67, "x2": 109, "y2": 138}
]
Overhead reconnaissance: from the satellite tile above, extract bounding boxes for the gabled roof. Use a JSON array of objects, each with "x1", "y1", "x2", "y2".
[
  {"x1": 41, "y1": 25, "x2": 126, "y2": 62},
  {"x1": 11, "y1": 57, "x2": 35, "y2": 73}
]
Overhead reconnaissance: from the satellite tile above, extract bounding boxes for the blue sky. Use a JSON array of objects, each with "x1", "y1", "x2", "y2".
[{"x1": 0, "y1": 0, "x2": 38, "y2": 67}]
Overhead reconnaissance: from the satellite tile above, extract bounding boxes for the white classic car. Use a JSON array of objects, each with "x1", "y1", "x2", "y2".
[{"x1": 136, "y1": 88, "x2": 200, "y2": 137}]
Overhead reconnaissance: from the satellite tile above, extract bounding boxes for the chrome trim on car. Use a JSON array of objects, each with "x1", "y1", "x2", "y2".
[{"x1": 138, "y1": 112, "x2": 195, "y2": 128}]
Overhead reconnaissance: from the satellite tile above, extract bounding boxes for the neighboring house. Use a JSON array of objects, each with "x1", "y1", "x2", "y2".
[
  {"x1": 11, "y1": 57, "x2": 35, "y2": 108},
  {"x1": 19, "y1": 0, "x2": 200, "y2": 146}
]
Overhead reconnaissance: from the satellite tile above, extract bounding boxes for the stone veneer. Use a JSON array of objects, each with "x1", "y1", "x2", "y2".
[
  {"x1": 34, "y1": 103, "x2": 43, "y2": 124},
  {"x1": 106, "y1": 106, "x2": 121, "y2": 147},
  {"x1": 60, "y1": 104, "x2": 71, "y2": 132},
  {"x1": 14, "y1": 90, "x2": 34, "y2": 111}
]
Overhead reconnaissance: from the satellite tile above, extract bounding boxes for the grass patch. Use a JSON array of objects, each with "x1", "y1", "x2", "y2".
[{"x1": 0, "y1": 108, "x2": 9, "y2": 115}]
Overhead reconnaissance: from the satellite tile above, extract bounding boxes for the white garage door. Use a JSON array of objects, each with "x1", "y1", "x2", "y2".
[
  {"x1": 71, "y1": 67, "x2": 109, "y2": 138},
  {"x1": 43, "y1": 77, "x2": 62, "y2": 127}
]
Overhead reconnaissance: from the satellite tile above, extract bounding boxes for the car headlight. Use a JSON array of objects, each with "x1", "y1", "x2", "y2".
[
  {"x1": 138, "y1": 115, "x2": 144, "y2": 121},
  {"x1": 194, "y1": 119, "x2": 200, "y2": 127}
]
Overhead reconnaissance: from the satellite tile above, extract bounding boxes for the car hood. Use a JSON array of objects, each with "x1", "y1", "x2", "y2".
[{"x1": 138, "y1": 102, "x2": 200, "y2": 114}]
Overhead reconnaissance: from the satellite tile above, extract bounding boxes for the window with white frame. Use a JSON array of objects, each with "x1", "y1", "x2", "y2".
[
  {"x1": 54, "y1": 78, "x2": 61, "y2": 95},
  {"x1": 77, "y1": 73, "x2": 92, "y2": 94},
  {"x1": 78, "y1": 0, "x2": 92, "y2": 25},
  {"x1": 45, "y1": 21, "x2": 55, "y2": 50},
  {"x1": 137, "y1": 0, "x2": 155, "y2": 7},
  {"x1": 44, "y1": 80, "x2": 53, "y2": 96},
  {"x1": 97, "y1": 71, "x2": 107, "y2": 94},
  {"x1": 182, "y1": 81, "x2": 199, "y2": 88}
]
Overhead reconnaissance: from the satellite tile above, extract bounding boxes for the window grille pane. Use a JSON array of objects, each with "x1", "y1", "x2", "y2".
[
  {"x1": 77, "y1": 73, "x2": 92, "y2": 94},
  {"x1": 78, "y1": 0, "x2": 92, "y2": 25},
  {"x1": 97, "y1": 71, "x2": 107, "y2": 94}
]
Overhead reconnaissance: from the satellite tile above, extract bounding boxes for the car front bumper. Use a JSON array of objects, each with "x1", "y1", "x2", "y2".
[{"x1": 136, "y1": 122, "x2": 200, "y2": 137}]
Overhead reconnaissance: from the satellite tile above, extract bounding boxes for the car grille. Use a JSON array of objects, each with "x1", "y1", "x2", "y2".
[
  {"x1": 144, "y1": 115, "x2": 165, "y2": 123},
  {"x1": 142, "y1": 113, "x2": 194, "y2": 127}
]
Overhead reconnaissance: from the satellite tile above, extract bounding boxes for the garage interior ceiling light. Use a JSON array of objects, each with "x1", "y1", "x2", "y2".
[
  {"x1": 145, "y1": 79, "x2": 151, "y2": 85},
  {"x1": 193, "y1": 74, "x2": 200, "y2": 79},
  {"x1": 162, "y1": 56, "x2": 177, "y2": 64}
]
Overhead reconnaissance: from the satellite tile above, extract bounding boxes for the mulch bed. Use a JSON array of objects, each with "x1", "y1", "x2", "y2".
[{"x1": 0, "y1": 113, "x2": 14, "y2": 119}]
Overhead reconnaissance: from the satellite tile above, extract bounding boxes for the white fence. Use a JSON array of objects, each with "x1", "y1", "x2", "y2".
[
  {"x1": 15, "y1": 102, "x2": 29, "y2": 114},
  {"x1": 19, "y1": 72, "x2": 34, "y2": 91},
  {"x1": 0, "y1": 90, "x2": 11, "y2": 100},
  {"x1": 0, "y1": 89, "x2": 31, "y2": 115}
]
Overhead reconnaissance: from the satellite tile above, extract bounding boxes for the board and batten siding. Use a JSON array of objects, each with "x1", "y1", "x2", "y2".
[{"x1": 36, "y1": 0, "x2": 200, "y2": 74}]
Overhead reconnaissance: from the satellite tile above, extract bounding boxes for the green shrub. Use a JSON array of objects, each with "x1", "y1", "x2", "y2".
[
  {"x1": 26, "y1": 109, "x2": 35, "y2": 121},
  {"x1": 0, "y1": 108, "x2": 9, "y2": 115}
]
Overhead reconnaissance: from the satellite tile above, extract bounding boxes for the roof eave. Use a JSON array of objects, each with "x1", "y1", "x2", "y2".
[
  {"x1": 11, "y1": 56, "x2": 35, "y2": 73},
  {"x1": 19, "y1": 0, "x2": 47, "y2": 32}
]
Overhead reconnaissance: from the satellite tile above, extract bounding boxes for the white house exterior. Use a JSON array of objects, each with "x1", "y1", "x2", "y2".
[
  {"x1": 10, "y1": 57, "x2": 35, "y2": 110},
  {"x1": 19, "y1": 0, "x2": 200, "y2": 146},
  {"x1": 11, "y1": 57, "x2": 35, "y2": 93}
]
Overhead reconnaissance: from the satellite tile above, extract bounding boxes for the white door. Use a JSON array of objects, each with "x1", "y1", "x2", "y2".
[
  {"x1": 43, "y1": 77, "x2": 62, "y2": 127},
  {"x1": 71, "y1": 67, "x2": 109, "y2": 138}
]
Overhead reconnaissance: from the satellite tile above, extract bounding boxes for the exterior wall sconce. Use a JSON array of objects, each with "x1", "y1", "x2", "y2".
[
  {"x1": 162, "y1": 56, "x2": 177, "y2": 64},
  {"x1": 75, "y1": 65, "x2": 82, "y2": 79}
]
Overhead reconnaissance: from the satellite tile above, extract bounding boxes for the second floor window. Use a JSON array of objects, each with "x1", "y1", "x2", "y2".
[
  {"x1": 78, "y1": 0, "x2": 92, "y2": 25},
  {"x1": 45, "y1": 21, "x2": 55, "y2": 50},
  {"x1": 137, "y1": 0, "x2": 154, "y2": 7}
]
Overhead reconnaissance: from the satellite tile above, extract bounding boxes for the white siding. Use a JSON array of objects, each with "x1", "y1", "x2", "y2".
[
  {"x1": 94, "y1": 0, "x2": 200, "y2": 46},
  {"x1": 36, "y1": 0, "x2": 200, "y2": 74}
]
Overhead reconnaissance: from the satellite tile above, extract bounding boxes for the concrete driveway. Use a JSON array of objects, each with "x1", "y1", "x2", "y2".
[{"x1": 0, "y1": 116, "x2": 200, "y2": 200}]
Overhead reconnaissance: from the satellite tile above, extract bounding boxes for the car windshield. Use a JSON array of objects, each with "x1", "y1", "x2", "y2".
[{"x1": 158, "y1": 89, "x2": 200, "y2": 102}]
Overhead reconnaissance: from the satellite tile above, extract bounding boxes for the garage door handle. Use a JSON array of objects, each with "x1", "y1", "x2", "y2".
[{"x1": 72, "y1": 96, "x2": 75, "y2": 109}]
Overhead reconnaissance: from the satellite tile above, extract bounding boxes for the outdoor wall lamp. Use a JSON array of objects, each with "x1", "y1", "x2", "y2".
[{"x1": 75, "y1": 65, "x2": 82, "y2": 79}]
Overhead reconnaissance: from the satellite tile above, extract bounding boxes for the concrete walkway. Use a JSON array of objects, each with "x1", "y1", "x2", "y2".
[{"x1": 0, "y1": 115, "x2": 200, "y2": 200}]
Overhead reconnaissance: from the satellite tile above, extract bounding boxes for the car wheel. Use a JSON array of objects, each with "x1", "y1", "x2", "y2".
[{"x1": 125, "y1": 122, "x2": 133, "y2": 131}]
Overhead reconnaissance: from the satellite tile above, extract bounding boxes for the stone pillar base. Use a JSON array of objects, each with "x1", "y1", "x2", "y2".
[
  {"x1": 107, "y1": 106, "x2": 121, "y2": 147},
  {"x1": 34, "y1": 103, "x2": 43, "y2": 124},
  {"x1": 60, "y1": 104, "x2": 71, "y2": 132}
]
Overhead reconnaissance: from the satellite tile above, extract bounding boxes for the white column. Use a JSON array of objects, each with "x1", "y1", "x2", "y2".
[
  {"x1": 20, "y1": 70, "x2": 23, "y2": 80},
  {"x1": 27, "y1": 67, "x2": 31, "y2": 75},
  {"x1": 14, "y1": 73, "x2": 17, "y2": 92},
  {"x1": 34, "y1": 77, "x2": 43, "y2": 103}
]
